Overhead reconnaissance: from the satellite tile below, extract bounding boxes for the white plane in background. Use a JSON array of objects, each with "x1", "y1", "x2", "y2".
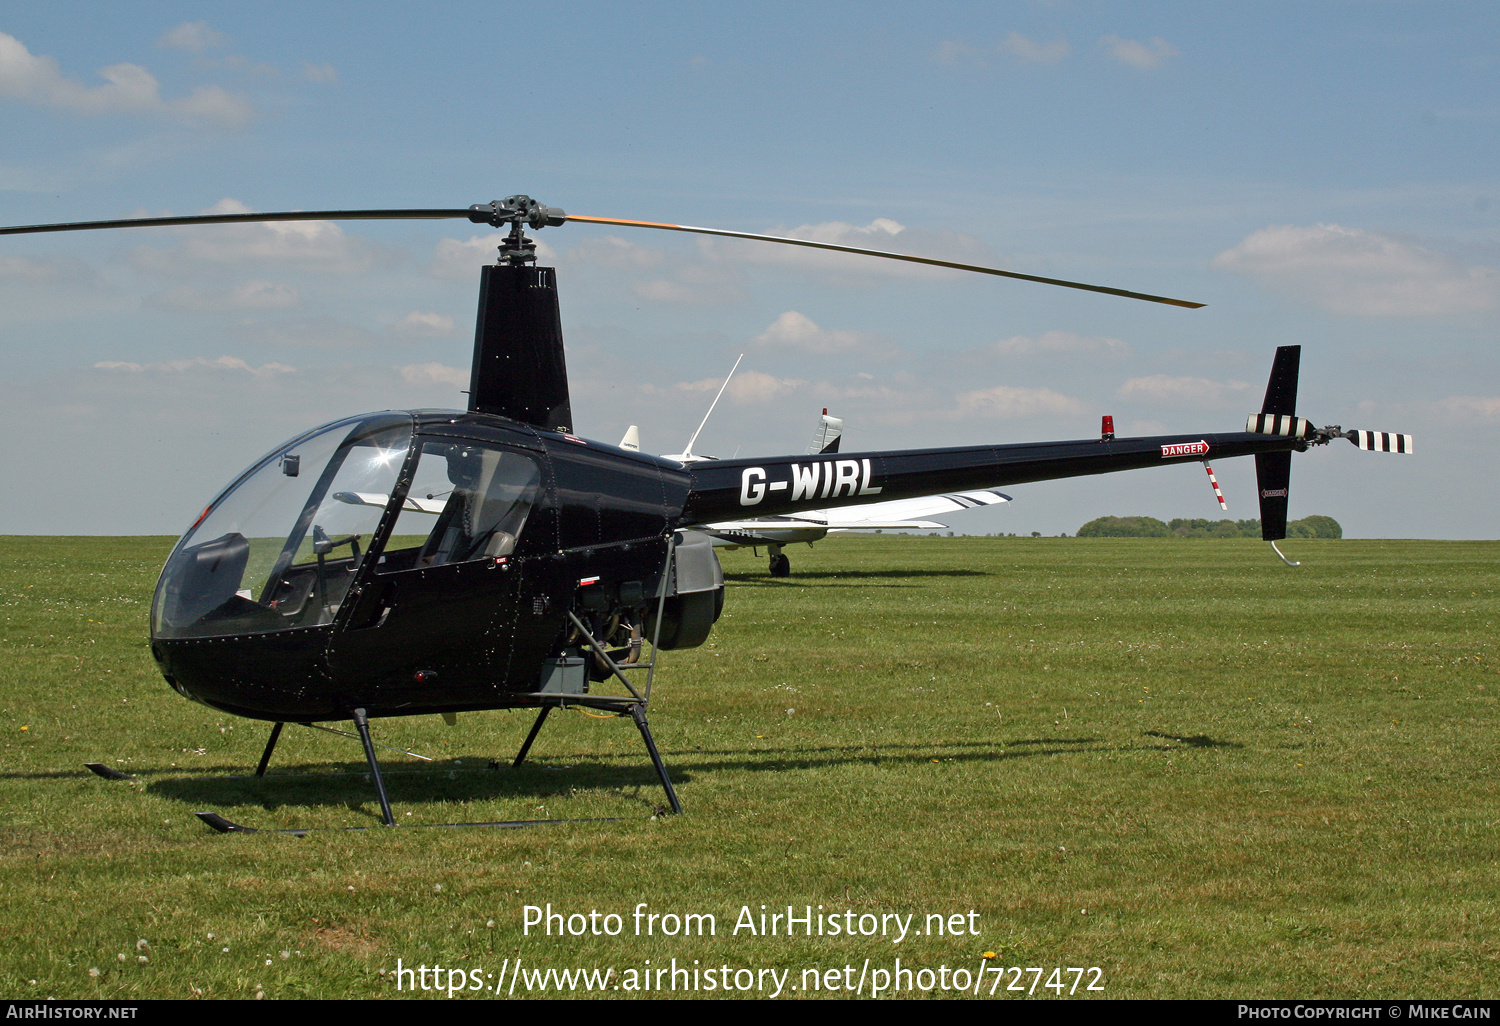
[{"x1": 622, "y1": 358, "x2": 1011, "y2": 576}]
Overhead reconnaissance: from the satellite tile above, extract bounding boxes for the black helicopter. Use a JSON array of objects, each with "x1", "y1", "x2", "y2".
[{"x1": 2, "y1": 196, "x2": 1412, "y2": 830}]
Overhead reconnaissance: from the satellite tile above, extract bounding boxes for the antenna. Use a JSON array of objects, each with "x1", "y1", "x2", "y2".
[{"x1": 680, "y1": 354, "x2": 744, "y2": 460}]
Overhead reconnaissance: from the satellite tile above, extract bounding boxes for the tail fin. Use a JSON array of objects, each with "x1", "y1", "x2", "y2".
[
  {"x1": 807, "y1": 409, "x2": 843, "y2": 455},
  {"x1": 469, "y1": 264, "x2": 573, "y2": 433},
  {"x1": 1255, "y1": 346, "x2": 1300, "y2": 542}
]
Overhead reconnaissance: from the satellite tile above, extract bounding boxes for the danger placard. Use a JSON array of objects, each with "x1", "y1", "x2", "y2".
[{"x1": 1160, "y1": 440, "x2": 1210, "y2": 458}]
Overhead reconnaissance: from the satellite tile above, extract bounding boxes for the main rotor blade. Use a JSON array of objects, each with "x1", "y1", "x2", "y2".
[
  {"x1": 0, "y1": 209, "x2": 477, "y2": 236},
  {"x1": 565, "y1": 214, "x2": 1205, "y2": 309},
  {"x1": 2, "y1": 204, "x2": 1205, "y2": 308}
]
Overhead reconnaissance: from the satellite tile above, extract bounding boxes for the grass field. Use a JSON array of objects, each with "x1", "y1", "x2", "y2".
[{"x1": 0, "y1": 534, "x2": 1495, "y2": 1000}]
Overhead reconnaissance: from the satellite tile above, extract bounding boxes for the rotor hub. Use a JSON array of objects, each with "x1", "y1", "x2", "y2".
[{"x1": 467, "y1": 196, "x2": 567, "y2": 265}]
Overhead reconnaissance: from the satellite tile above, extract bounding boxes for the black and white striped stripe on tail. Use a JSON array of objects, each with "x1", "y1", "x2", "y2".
[
  {"x1": 1246, "y1": 413, "x2": 1310, "y2": 439},
  {"x1": 1246, "y1": 414, "x2": 1412, "y2": 454}
]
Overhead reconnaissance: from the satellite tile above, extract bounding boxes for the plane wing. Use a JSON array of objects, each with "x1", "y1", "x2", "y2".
[
  {"x1": 697, "y1": 488, "x2": 1010, "y2": 543},
  {"x1": 816, "y1": 488, "x2": 1011, "y2": 527},
  {"x1": 333, "y1": 490, "x2": 445, "y2": 514}
]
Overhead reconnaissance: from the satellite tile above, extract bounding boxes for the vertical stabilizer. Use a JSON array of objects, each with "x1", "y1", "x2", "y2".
[
  {"x1": 1255, "y1": 346, "x2": 1300, "y2": 541},
  {"x1": 468, "y1": 264, "x2": 573, "y2": 433},
  {"x1": 807, "y1": 410, "x2": 843, "y2": 455}
]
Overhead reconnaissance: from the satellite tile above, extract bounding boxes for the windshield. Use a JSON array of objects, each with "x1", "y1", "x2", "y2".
[{"x1": 152, "y1": 413, "x2": 413, "y2": 640}]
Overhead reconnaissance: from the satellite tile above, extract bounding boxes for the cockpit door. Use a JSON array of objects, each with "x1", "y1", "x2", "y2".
[{"x1": 326, "y1": 440, "x2": 553, "y2": 703}]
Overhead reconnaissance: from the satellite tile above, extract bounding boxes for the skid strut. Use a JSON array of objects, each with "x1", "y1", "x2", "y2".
[
  {"x1": 255, "y1": 722, "x2": 284, "y2": 777},
  {"x1": 511, "y1": 543, "x2": 684, "y2": 813},
  {"x1": 351, "y1": 707, "x2": 396, "y2": 826},
  {"x1": 513, "y1": 707, "x2": 552, "y2": 768},
  {"x1": 630, "y1": 704, "x2": 682, "y2": 815}
]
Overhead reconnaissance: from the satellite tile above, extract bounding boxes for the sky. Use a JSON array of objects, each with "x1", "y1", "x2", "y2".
[{"x1": 0, "y1": 2, "x2": 1495, "y2": 539}]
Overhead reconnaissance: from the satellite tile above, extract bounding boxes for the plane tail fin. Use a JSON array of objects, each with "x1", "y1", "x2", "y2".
[{"x1": 807, "y1": 409, "x2": 843, "y2": 455}]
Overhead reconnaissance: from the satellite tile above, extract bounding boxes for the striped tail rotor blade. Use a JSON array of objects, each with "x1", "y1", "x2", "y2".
[{"x1": 1349, "y1": 430, "x2": 1414, "y2": 454}]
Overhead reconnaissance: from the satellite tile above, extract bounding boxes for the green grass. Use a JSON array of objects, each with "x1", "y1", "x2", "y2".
[{"x1": 1, "y1": 535, "x2": 1495, "y2": 999}]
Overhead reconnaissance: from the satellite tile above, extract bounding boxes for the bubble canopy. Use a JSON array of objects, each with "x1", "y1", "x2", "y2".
[{"x1": 151, "y1": 413, "x2": 414, "y2": 641}]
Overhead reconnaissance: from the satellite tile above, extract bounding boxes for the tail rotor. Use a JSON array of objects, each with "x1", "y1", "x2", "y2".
[{"x1": 1242, "y1": 346, "x2": 1413, "y2": 564}]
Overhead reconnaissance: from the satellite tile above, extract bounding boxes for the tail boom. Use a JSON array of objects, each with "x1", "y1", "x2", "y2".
[{"x1": 680, "y1": 430, "x2": 1302, "y2": 526}]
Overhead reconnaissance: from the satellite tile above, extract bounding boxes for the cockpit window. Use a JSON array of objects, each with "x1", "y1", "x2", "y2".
[
  {"x1": 152, "y1": 414, "x2": 413, "y2": 639},
  {"x1": 378, "y1": 442, "x2": 541, "y2": 573}
]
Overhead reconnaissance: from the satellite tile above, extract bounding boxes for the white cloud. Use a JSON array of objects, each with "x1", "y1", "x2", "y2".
[
  {"x1": 232, "y1": 317, "x2": 381, "y2": 351},
  {"x1": 936, "y1": 33, "x2": 1069, "y2": 66},
  {"x1": 674, "y1": 370, "x2": 805, "y2": 405},
  {"x1": 301, "y1": 62, "x2": 337, "y2": 84},
  {"x1": 999, "y1": 32, "x2": 1069, "y2": 64},
  {"x1": 193, "y1": 54, "x2": 279, "y2": 78},
  {"x1": 1435, "y1": 396, "x2": 1500, "y2": 422},
  {"x1": 95, "y1": 355, "x2": 295, "y2": 376},
  {"x1": 751, "y1": 311, "x2": 890, "y2": 356},
  {"x1": 173, "y1": 85, "x2": 254, "y2": 126},
  {"x1": 152, "y1": 279, "x2": 300, "y2": 312},
  {"x1": 395, "y1": 311, "x2": 457, "y2": 337},
  {"x1": 932, "y1": 40, "x2": 987, "y2": 66},
  {"x1": 955, "y1": 385, "x2": 1086, "y2": 419},
  {"x1": 630, "y1": 264, "x2": 745, "y2": 305},
  {"x1": 0, "y1": 254, "x2": 81, "y2": 283},
  {"x1": 568, "y1": 234, "x2": 666, "y2": 270},
  {"x1": 0, "y1": 32, "x2": 254, "y2": 126},
  {"x1": 430, "y1": 233, "x2": 557, "y2": 280},
  {"x1": 1101, "y1": 35, "x2": 1178, "y2": 70},
  {"x1": 704, "y1": 218, "x2": 992, "y2": 279},
  {"x1": 1214, "y1": 224, "x2": 1500, "y2": 316},
  {"x1": 158, "y1": 22, "x2": 228, "y2": 53},
  {"x1": 400, "y1": 363, "x2": 468, "y2": 389},
  {"x1": 131, "y1": 199, "x2": 383, "y2": 274},
  {"x1": 1116, "y1": 374, "x2": 1252, "y2": 409},
  {"x1": 993, "y1": 330, "x2": 1130, "y2": 358}
]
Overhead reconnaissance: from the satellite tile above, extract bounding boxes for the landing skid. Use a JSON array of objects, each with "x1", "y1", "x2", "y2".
[
  {"x1": 194, "y1": 812, "x2": 616, "y2": 835},
  {"x1": 86, "y1": 697, "x2": 677, "y2": 831},
  {"x1": 89, "y1": 560, "x2": 687, "y2": 830}
]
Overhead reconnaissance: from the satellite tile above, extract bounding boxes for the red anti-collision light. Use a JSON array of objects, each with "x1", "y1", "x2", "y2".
[{"x1": 1101, "y1": 415, "x2": 1115, "y2": 440}]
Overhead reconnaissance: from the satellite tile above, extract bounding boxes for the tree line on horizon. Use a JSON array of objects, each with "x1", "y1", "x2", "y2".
[{"x1": 1075, "y1": 515, "x2": 1342, "y2": 539}]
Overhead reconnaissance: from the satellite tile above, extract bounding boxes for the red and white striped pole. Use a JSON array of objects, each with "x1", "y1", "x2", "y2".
[{"x1": 1203, "y1": 462, "x2": 1227, "y2": 510}]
